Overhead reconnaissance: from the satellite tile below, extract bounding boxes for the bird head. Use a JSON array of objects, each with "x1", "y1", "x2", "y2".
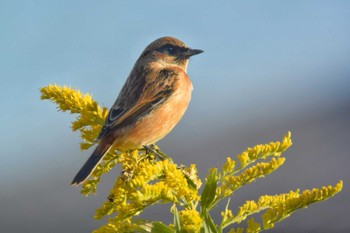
[{"x1": 139, "y1": 36, "x2": 203, "y2": 70}]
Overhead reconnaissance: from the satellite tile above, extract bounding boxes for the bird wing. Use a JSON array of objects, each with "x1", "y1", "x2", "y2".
[{"x1": 96, "y1": 68, "x2": 177, "y2": 141}]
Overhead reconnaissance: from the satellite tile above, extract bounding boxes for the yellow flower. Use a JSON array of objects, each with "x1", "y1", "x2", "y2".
[
  {"x1": 95, "y1": 157, "x2": 200, "y2": 222},
  {"x1": 179, "y1": 209, "x2": 202, "y2": 233},
  {"x1": 40, "y1": 84, "x2": 108, "y2": 150},
  {"x1": 236, "y1": 132, "x2": 292, "y2": 169},
  {"x1": 246, "y1": 218, "x2": 261, "y2": 233},
  {"x1": 93, "y1": 218, "x2": 134, "y2": 233},
  {"x1": 222, "y1": 157, "x2": 236, "y2": 176},
  {"x1": 222, "y1": 181, "x2": 343, "y2": 231},
  {"x1": 262, "y1": 180, "x2": 343, "y2": 229},
  {"x1": 219, "y1": 158, "x2": 285, "y2": 198},
  {"x1": 164, "y1": 161, "x2": 200, "y2": 201},
  {"x1": 227, "y1": 228, "x2": 243, "y2": 233},
  {"x1": 182, "y1": 164, "x2": 202, "y2": 189},
  {"x1": 213, "y1": 133, "x2": 293, "y2": 211}
]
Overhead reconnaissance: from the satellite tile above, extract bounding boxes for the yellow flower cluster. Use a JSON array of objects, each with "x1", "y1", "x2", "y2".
[
  {"x1": 182, "y1": 164, "x2": 203, "y2": 190},
  {"x1": 41, "y1": 85, "x2": 119, "y2": 195},
  {"x1": 261, "y1": 180, "x2": 343, "y2": 229},
  {"x1": 92, "y1": 218, "x2": 134, "y2": 233},
  {"x1": 218, "y1": 158, "x2": 285, "y2": 198},
  {"x1": 95, "y1": 155, "x2": 201, "y2": 224},
  {"x1": 40, "y1": 84, "x2": 97, "y2": 113},
  {"x1": 212, "y1": 133, "x2": 292, "y2": 208},
  {"x1": 246, "y1": 218, "x2": 261, "y2": 233},
  {"x1": 222, "y1": 180, "x2": 343, "y2": 232},
  {"x1": 223, "y1": 132, "x2": 292, "y2": 176},
  {"x1": 179, "y1": 209, "x2": 202, "y2": 233},
  {"x1": 40, "y1": 84, "x2": 108, "y2": 150}
]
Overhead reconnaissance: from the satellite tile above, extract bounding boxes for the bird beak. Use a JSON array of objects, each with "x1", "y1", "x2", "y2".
[{"x1": 184, "y1": 48, "x2": 204, "y2": 57}]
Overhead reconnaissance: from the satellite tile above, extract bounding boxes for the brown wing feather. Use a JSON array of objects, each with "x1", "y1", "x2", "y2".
[{"x1": 97, "y1": 66, "x2": 178, "y2": 141}]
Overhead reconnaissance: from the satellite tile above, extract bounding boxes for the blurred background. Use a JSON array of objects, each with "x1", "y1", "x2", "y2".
[{"x1": 1, "y1": 1, "x2": 349, "y2": 232}]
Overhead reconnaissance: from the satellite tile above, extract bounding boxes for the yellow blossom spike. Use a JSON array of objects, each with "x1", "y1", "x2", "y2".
[
  {"x1": 40, "y1": 84, "x2": 107, "y2": 146},
  {"x1": 236, "y1": 132, "x2": 292, "y2": 170},
  {"x1": 40, "y1": 84, "x2": 105, "y2": 116},
  {"x1": 261, "y1": 180, "x2": 343, "y2": 230},
  {"x1": 95, "y1": 157, "x2": 200, "y2": 223},
  {"x1": 215, "y1": 158, "x2": 285, "y2": 208},
  {"x1": 218, "y1": 132, "x2": 292, "y2": 195},
  {"x1": 221, "y1": 181, "x2": 342, "y2": 232},
  {"x1": 179, "y1": 209, "x2": 202, "y2": 233},
  {"x1": 93, "y1": 217, "x2": 135, "y2": 233},
  {"x1": 246, "y1": 218, "x2": 261, "y2": 233}
]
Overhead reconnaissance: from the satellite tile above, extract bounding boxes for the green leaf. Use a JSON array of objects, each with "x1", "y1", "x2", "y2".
[
  {"x1": 184, "y1": 173, "x2": 197, "y2": 190},
  {"x1": 218, "y1": 198, "x2": 231, "y2": 232},
  {"x1": 201, "y1": 168, "x2": 218, "y2": 216},
  {"x1": 200, "y1": 212, "x2": 218, "y2": 233},
  {"x1": 134, "y1": 221, "x2": 173, "y2": 233},
  {"x1": 173, "y1": 205, "x2": 182, "y2": 233},
  {"x1": 151, "y1": 222, "x2": 174, "y2": 233}
]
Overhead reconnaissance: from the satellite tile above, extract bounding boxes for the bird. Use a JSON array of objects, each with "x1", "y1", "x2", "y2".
[{"x1": 71, "y1": 36, "x2": 203, "y2": 185}]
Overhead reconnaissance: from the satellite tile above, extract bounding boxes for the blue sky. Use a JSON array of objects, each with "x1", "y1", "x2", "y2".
[
  {"x1": 2, "y1": 1, "x2": 349, "y2": 142},
  {"x1": 1, "y1": 1, "x2": 350, "y2": 232}
]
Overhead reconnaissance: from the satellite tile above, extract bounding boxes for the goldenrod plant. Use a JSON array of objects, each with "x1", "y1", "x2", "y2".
[{"x1": 40, "y1": 84, "x2": 343, "y2": 233}]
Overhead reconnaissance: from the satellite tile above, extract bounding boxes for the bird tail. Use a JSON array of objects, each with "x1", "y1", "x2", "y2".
[{"x1": 71, "y1": 142, "x2": 112, "y2": 185}]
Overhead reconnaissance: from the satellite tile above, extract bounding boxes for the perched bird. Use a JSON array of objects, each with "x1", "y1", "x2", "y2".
[{"x1": 71, "y1": 36, "x2": 203, "y2": 185}]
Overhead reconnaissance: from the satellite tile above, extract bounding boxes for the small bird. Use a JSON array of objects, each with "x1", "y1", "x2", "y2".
[{"x1": 71, "y1": 36, "x2": 203, "y2": 185}]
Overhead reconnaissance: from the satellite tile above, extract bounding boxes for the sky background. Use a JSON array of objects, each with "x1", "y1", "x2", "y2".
[{"x1": 1, "y1": 1, "x2": 349, "y2": 232}]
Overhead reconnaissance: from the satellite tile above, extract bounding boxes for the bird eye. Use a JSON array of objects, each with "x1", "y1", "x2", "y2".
[
  {"x1": 157, "y1": 44, "x2": 177, "y2": 55},
  {"x1": 166, "y1": 45, "x2": 175, "y2": 55}
]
